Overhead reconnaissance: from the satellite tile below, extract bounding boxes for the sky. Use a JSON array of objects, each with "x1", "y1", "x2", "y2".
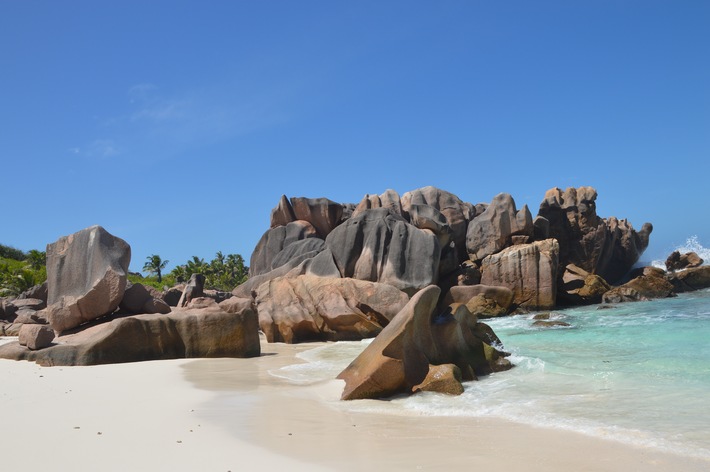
[{"x1": 1, "y1": 0, "x2": 708, "y2": 273}]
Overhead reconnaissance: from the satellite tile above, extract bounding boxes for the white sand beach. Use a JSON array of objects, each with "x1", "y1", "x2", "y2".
[{"x1": 1, "y1": 337, "x2": 708, "y2": 472}]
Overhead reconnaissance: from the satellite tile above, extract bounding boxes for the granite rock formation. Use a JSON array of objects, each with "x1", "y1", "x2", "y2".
[
  {"x1": 337, "y1": 285, "x2": 511, "y2": 400},
  {"x1": 45, "y1": 225, "x2": 131, "y2": 333},
  {"x1": 537, "y1": 187, "x2": 652, "y2": 285},
  {"x1": 0, "y1": 305, "x2": 260, "y2": 365},
  {"x1": 480, "y1": 239, "x2": 559, "y2": 309},
  {"x1": 255, "y1": 275, "x2": 409, "y2": 343}
]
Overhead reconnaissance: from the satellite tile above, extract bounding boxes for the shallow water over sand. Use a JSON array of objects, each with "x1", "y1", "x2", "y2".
[{"x1": 271, "y1": 288, "x2": 710, "y2": 460}]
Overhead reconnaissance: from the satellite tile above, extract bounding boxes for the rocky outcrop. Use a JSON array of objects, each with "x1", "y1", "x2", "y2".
[
  {"x1": 466, "y1": 193, "x2": 533, "y2": 262},
  {"x1": 401, "y1": 186, "x2": 473, "y2": 262},
  {"x1": 0, "y1": 306, "x2": 260, "y2": 366},
  {"x1": 325, "y1": 208, "x2": 441, "y2": 294},
  {"x1": 337, "y1": 286, "x2": 511, "y2": 400},
  {"x1": 17, "y1": 282, "x2": 48, "y2": 302},
  {"x1": 443, "y1": 285, "x2": 514, "y2": 318},
  {"x1": 45, "y1": 225, "x2": 131, "y2": 333},
  {"x1": 480, "y1": 239, "x2": 559, "y2": 310},
  {"x1": 538, "y1": 187, "x2": 651, "y2": 284},
  {"x1": 249, "y1": 221, "x2": 319, "y2": 276},
  {"x1": 255, "y1": 275, "x2": 409, "y2": 343},
  {"x1": 602, "y1": 267, "x2": 675, "y2": 303},
  {"x1": 665, "y1": 251, "x2": 704, "y2": 272},
  {"x1": 270, "y1": 194, "x2": 297, "y2": 228},
  {"x1": 177, "y1": 273, "x2": 205, "y2": 308},
  {"x1": 290, "y1": 197, "x2": 343, "y2": 239},
  {"x1": 352, "y1": 189, "x2": 404, "y2": 219},
  {"x1": 666, "y1": 266, "x2": 710, "y2": 293},
  {"x1": 119, "y1": 283, "x2": 170, "y2": 314},
  {"x1": 412, "y1": 364, "x2": 464, "y2": 395},
  {"x1": 558, "y1": 264, "x2": 611, "y2": 306}
]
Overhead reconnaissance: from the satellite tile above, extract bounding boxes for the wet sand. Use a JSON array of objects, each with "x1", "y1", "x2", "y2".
[{"x1": 2, "y1": 337, "x2": 709, "y2": 471}]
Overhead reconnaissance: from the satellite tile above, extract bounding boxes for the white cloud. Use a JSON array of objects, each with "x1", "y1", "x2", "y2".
[{"x1": 85, "y1": 139, "x2": 120, "y2": 159}]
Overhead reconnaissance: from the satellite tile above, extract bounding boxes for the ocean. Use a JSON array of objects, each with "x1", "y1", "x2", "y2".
[{"x1": 271, "y1": 239, "x2": 710, "y2": 460}]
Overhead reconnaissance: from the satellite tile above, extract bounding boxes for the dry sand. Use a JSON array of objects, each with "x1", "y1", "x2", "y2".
[{"x1": 1, "y1": 336, "x2": 708, "y2": 471}]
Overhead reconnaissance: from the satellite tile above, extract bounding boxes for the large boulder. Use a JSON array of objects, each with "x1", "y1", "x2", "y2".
[
  {"x1": 443, "y1": 285, "x2": 514, "y2": 318},
  {"x1": 537, "y1": 187, "x2": 652, "y2": 284},
  {"x1": 290, "y1": 197, "x2": 343, "y2": 239},
  {"x1": 269, "y1": 194, "x2": 297, "y2": 228},
  {"x1": 337, "y1": 285, "x2": 511, "y2": 400},
  {"x1": 401, "y1": 186, "x2": 473, "y2": 262},
  {"x1": 120, "y1": 282, "x2": 171, "y2": 314},
  {"x1": 466, "y1": 193, "x2": 533, "y2": 262},
  {"x1": 0, "y1": 306, "x2": 260, "y2": 365},
  {"x1": 480, "y1": 239, "x2": 559, "y2": 310},
  {"x1": 177, "y1": 273, "x2": 205, "y2": 308},
  {"x1": 665, "y1": 251, "x2": 704, "y2": 272},
  {"x1": 45, "y1": 226, "x2": 131, "y2": 333},
  {"x1": 18, "y1": 324, "x2": 55, "y2": 350},
  {"x1": 249, "y1": 220, "x2": 319, "y2": 277},
  {"x1": 17, "y1": 282, "x2": 48, "y2": 303},
  {"x1": 351, "y1": 189, "x2": 404, "y2": 219},
  {"x1": 255, "y1": 275, "x2": 409, "y2": 343},
  {"x1": 558, "y1": 264, "x2": 611, "y2": 306},
  {"x1": 602, "y1": 267, "x2": 675, "y2": 303},
  {"x1": 666, "y1": 266, "x2": 710, "y2": 293},
  {"x1": 325, "y1": 208, "x2": 441, "y2": 294}
]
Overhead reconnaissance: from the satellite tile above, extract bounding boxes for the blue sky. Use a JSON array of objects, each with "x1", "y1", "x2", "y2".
[{"x1": 2, "y1": 1, "x2": 708, "y2": 272}]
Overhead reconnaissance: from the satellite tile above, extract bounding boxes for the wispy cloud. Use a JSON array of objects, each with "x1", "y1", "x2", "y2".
[
  {"x1": 73, "y1": 79, "x2": 294, "y2": 162},
  {"x1": 70, "y1": 139, "x2": 120, "y2": 160}
]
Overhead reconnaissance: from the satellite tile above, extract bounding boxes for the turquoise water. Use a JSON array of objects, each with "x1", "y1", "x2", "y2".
[{"x1": 272, "y1": 287, "x2": 710, "y2": 459}]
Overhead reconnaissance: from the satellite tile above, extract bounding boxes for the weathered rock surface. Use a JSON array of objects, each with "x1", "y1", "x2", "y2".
[
  {"x1": 538, "y1": 187, "x2": 652, "y2": 284},
  {"x1": 401, "y1": 186, "x2": 473, "y2": 262},
  {"x1": 45, "y1": 225, "x2": 131, "y2": 333},
  {"x1": 290, "y1": 197, "x2": 343, "y2": 239},
  {"x1": 443, "y1": 285, "x2": 514, "y2": 311},
  {"x1": 218, "y1": 296, "x2": 254, "y2": 315},
  {"x1": 665, "y1": 251, "x2": 704, "y2": 272},
  {"x1": 480, "y1": 239, "x2": 559, "y2": 310},
  {"x1": 18, "y1": 324, "x2": 55, "y2": 350},
  {"x1": 602, "y1": 267, "x2": 675, "y2": 303},
  {"x1": 17, "y1": 282, "x2": 48, "y2": 302},
  {"x1": 412, "y1": 363, "x2": 464, "y2": 395},
  {"x1": 466, "y1": 193, "x2": 533, "y2": 262},
  {"x1": 337, "y1": 286, "x2": 511, "y2": 400},
  {"x1": 352, "y1": 189, "x2": 404, "y2": 219},
  {"x1": 177, "y1": 274, "x2": 205, "y2": 308},
  {"x1": 120, "y1": 283, "x2": 170, "y2": 314},
  {"x1": 558, "y1": 264, "x2": 611, "y2": 306},
  {"x1": 162, "y1": 286, "x2": 184, "y2": 306},
  {"x1": 249, "y1": 220, "x2": 319, "y2": 277},
  {"x1": 0, "y1": 306, "x2": 260, "y2": 366},
  {"x1": 325, "y1": 208, "x2": 441, "y2": 294},
  {"x1": 666, "y1": 266, "x2": 710, "y2": 293},
  {"x1": 255, "y1": 275, "x2": 409, "y2": 343},
  {"x1": 269, "y1": 194, "x2": 297, "y2": 228}
]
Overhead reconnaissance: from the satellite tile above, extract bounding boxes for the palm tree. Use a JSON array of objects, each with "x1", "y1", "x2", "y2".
[
  {"x1": 143, "y1": 254, "x2": 169, "y2": 282},
  {"x1": 26, "y1": 249, "x2": 46, "y2": 270},
  {"x1": 185, "y1": 256, "x2": 208, "y2": 278}
]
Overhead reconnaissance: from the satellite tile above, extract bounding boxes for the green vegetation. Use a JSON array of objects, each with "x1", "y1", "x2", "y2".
[
  {"x1": 0, "y1": 244, "x2": 47, "y2": 297},
  {"x1": 138, "y1": 251, "x2": 249, "y2": 292},
  {"x1": 1, "y1": 241, "x2": 249, "y2": 297},
  {"x1": 143, "y1": 254, "x2": 169, "y2": 282}
]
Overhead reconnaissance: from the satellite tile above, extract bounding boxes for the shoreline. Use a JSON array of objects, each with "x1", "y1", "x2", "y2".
[{"x1": 2, "y1": 337, "x2": 709, "y2": 471}]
